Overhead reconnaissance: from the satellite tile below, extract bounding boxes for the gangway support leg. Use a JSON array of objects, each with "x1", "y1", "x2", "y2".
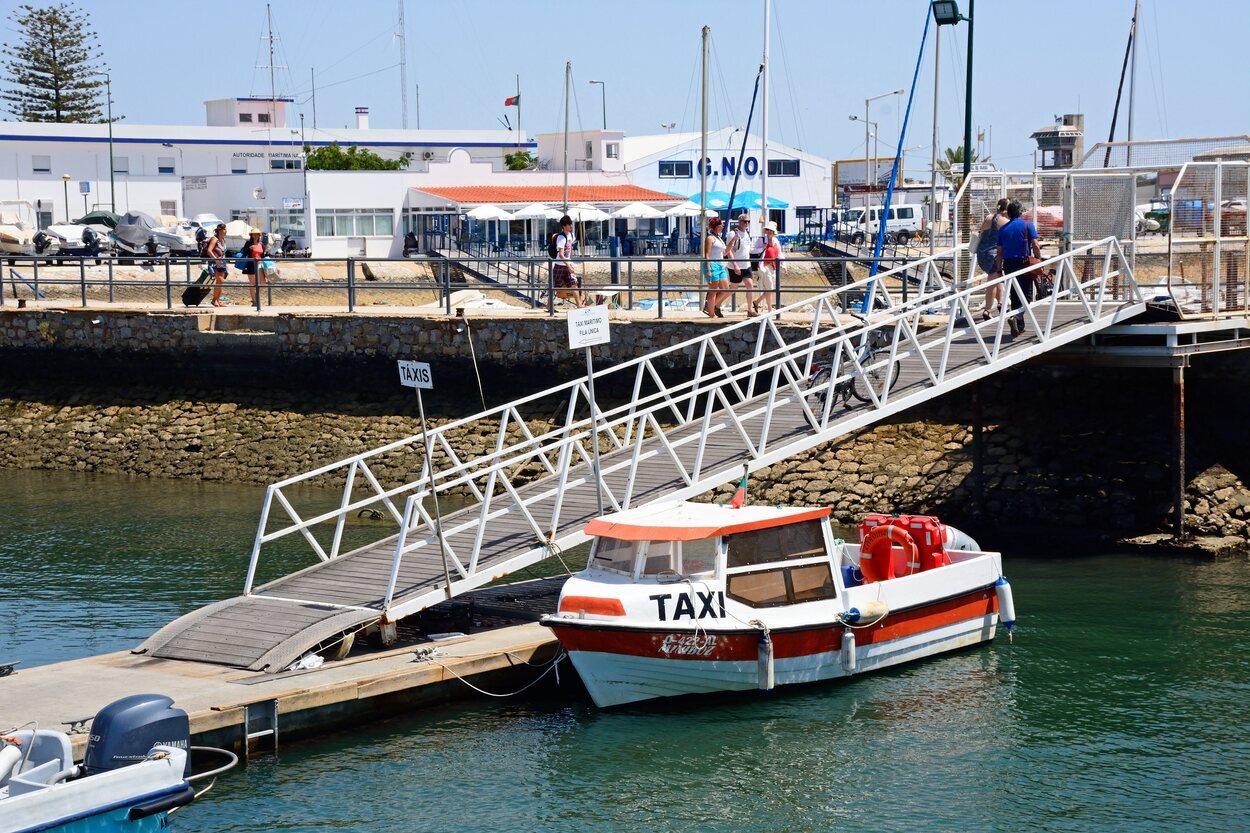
[{"x1": 1172, "y1": 363, "x2": 1187, "y2": 541}]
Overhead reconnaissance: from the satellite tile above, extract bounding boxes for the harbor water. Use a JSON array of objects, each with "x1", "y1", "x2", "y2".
[{"x1": 3, "y1": 470, "x2": 1247, "y2": 832}]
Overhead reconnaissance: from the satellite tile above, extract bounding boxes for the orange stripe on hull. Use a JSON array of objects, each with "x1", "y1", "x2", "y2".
[{"x1": 548, "y1": 587, "x2": 998, "y2": 661}]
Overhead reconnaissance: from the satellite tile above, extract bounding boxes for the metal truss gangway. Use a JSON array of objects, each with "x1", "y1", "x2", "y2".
[{"x1": 138, "y1": 238, "x2": 1146, "y2": 671}]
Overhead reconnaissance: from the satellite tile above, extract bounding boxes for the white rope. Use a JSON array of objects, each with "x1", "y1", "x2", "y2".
[{"x1": 428, "y1": 649, "x2": 566, "y2": 698}]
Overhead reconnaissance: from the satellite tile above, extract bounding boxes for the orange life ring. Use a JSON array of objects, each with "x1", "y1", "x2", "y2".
[{"x1": 859, "y1": 523, "x2": 919, "y2": 583}]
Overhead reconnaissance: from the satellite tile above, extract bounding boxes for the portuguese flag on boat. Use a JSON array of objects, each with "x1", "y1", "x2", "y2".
[
  {"x1": 504, "y1": 94, "x2": 520, "y2": 106},
  {"x1": 730, "y1": 469, "x2": 748, "y2": 509}
]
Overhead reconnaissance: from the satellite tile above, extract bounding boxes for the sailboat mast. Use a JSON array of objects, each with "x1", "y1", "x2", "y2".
[
  {"x1": 267, "y1": 4, "x2": 277, "y2": 126},
  {"x1": 563, "y1": 62, "x2": 570, "y2": 212},
  {"x1": 700, "y1": 26, "x2": 709, "y2": 247},
  {"x1": 398, "y1": 0, "x2": 409, "y2": 129},
  {"x1": 1126, "y1": 0, "x2": 1139, "y2": 165},
  {"x1": 760, "y1": 0, "x2": 769, "y2": 235}
]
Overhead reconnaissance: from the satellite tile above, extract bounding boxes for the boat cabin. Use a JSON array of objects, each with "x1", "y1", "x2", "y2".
[{"x1": 581, "y1": 502, "x2": 844, "y2": 608}]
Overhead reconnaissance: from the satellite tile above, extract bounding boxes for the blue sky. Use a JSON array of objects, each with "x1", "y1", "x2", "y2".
[{"x1": 21, "y1": 0, "x2": 1250, "y2": 172}]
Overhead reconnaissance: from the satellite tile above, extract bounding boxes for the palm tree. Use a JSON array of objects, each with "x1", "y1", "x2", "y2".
[{"x1": 935, "y1": 146, "x2": 988, "y2": 187}]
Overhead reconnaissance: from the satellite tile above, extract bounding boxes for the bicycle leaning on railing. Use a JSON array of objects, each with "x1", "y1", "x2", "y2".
[{"x1": 805, "y1": 311, "x2": 902, "y2": 409}]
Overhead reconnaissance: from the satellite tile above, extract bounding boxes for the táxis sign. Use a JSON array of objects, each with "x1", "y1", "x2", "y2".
[{"x1": 397, "y1": 360, "x2": 433, "y2": 390}]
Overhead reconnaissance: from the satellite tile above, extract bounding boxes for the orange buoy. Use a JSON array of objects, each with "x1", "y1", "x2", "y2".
[{"x1": 858, "y1": 522, "x2": 919, "y2": 583}]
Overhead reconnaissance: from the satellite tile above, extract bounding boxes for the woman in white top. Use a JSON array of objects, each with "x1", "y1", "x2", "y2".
[
  {"x1": 702, "y1": 216, "x2": 729, "y2": 318},
  {"x1": 725, "y1": 213, "x2": 757, "y2": 316}
]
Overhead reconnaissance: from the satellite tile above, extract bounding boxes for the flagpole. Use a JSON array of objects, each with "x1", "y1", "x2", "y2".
[{"x1": 516, "y1": 73, "x2": 522, "y2": 148}]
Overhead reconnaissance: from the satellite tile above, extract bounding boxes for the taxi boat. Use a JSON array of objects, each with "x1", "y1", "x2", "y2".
[{"x1": 541, "y1": 501, "x2": 1015, "y2": 708}]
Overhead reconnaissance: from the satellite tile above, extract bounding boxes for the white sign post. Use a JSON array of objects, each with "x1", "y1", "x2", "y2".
[
  {"x1": 397, "y1": 360, "x2": 451, "y2": 594},
  {"x1": 567, "y1": 306, "x2": 611, "y2": 517}
]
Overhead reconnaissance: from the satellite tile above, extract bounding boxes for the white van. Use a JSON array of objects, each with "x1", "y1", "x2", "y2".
[{"x1": 836, "y1": 203, "x2": 927, "y2": 244}]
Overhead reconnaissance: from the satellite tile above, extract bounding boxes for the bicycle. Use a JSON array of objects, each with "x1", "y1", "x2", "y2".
[{"x1": 806, "y1": 314, "x2": 901, "y2": 408}]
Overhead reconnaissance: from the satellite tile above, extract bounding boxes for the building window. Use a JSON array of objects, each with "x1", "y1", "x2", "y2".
[
  {"x1": 269, "y1": 158, "x2": 302, "y2": 170},
  {"x1": 314, "y1": 208, "x2": 395, "y2": 237},
  {"x1": 239, "y1": 113, "x2": 253, "y2": 123},
  {"x1": 113, "y1": 156, "x2": 129, "y2": 174},
  {"x1": 258, "y1": 112, "x2": 271, "y2": 123},
  {"x1": 605, "y1": 142, "x2": 619, "y2": 159},
  {"x1": 157, "y1": 156, "x2": 176, "y2": 175},
  {"x1": 160, "y1": 200, "x2": 177, "y2": 217},
  {"x1": 767, "y1": 159, "x2": 800, "y2": 177},
  {"x1": 658, "y1": 160, "x2": 692, "y2": 178},
  {"x1": 231, "y1": 156, "x2": 248, "y2": 174},
  {"x1": 31, "y1": 155, "x2": 51, "y2": 174}
]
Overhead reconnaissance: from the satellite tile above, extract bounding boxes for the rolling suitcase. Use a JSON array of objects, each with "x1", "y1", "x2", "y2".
[{"x1": 182, "y1": 267, "x2": 214, "y2": 307}]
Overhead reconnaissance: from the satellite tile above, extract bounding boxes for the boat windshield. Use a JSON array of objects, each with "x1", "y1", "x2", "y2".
[
  {"x1": 639, "y1": 538, "x2": 717, "y2": 577},
  {"x1": 591, "y1": 536, "x2": 636, "y2": 573}
]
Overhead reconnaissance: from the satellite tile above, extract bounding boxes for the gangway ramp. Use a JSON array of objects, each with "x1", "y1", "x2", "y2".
[{"x1": 137, "y1": 238, "x2": 1145, "y2": 671}]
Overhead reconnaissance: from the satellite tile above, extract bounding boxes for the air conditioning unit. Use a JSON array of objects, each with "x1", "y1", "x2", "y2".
[
  {"x1": 422, "y1": 151, "x2": 435, "y2": 161},
  {"x1": 252, "y1": 187, "x2": 266, "y2": 200}
]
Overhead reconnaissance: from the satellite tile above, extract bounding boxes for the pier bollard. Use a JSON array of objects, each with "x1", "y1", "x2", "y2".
[{"x1": 346, "y1": 259, "x2": 356, "y2": 312}]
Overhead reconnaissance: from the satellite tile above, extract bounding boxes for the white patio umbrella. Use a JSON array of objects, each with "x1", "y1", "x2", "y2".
[
  {"x1": 610, "y1": 202, "x2": 665, "y2": 219},
  {"x1": 664, "y1": 201, "x2": 712, "y2": 217},
  {"x1": 511, "y1": 202, "x2": 562, "y2": 219},
  {"x1": 567, "y1": 203, "x2": 610, "y2": 222},
  {"x1": 465, "y1": 204, "x2": 514, "y2": 221}
]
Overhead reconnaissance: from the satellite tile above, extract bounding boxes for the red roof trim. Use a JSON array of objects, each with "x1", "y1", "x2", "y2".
[
  {"x1": 583, "y1": 507, "x2": 831, "y2": 541},
  {"x1": 412, "y1": 184, "x2": 681, "y2": 205}
]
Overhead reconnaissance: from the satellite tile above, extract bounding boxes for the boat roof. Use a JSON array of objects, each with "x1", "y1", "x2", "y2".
[{"x1": 584, "y1": 500, "x2": 830, "y2": 542}]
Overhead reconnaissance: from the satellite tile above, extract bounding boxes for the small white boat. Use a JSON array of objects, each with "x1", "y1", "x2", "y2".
[
  {"x1": 542, "y1": 500, "x2": 1014, "y2": 708},
  {"x1": 1, "y1": 694, "x2": 236, "y2": 833}
]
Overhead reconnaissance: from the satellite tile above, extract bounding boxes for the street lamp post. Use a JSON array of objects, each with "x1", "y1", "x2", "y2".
[
  {"x1": 589, "y1": 80, "x2": 606, "y2": 130},
  {"x1": 90, "y1": 69, "x2": 116, "y2": 213},
  {"x1": 852, "y1": 89, "x2": 903, "y2": 242},
  {"x1": 931, "y1": 0, "x2": 973, "y2": 184},
  {"x1": 61, "y1": 174, "x2": 71, "y2": 222}
]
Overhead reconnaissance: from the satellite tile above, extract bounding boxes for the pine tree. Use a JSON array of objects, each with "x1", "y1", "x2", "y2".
[{"x1": 1, "y1": 3, "x2": 108, "y2": 123}]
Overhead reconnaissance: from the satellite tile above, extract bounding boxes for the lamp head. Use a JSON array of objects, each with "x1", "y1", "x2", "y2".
[{"x1": 931, "y1": 0, "x2": 964, "y2": 25}]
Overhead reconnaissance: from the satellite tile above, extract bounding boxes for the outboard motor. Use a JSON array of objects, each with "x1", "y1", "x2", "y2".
[
  {"x1": 83, "y1": 694, "x2": 189, "y2": 776},
  {"x1": 32, "y1": 230, "x2": 51, "y2": 254}
]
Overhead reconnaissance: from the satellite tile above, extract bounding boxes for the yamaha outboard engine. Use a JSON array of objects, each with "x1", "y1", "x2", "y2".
[{"x1": 83, "y1": 694, "x2": 190, "y2": 776}]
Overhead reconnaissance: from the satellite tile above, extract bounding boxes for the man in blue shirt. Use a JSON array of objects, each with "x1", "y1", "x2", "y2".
[{"x1": 994, "y1": 200, "x2": 1041, "y2": 337}]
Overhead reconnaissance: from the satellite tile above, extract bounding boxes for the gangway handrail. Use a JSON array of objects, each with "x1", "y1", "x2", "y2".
[{"x1": 244, "y1": 237, "x2": 1140, "y2": 602}]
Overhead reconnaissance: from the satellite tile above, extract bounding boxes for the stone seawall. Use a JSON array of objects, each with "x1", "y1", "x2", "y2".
[{"x1": 0, "y1": 308, "x2": 797, "y2": 372}]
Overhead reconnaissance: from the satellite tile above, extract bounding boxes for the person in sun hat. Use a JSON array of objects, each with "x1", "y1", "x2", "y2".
[
  {"x1": 752, "y1": 220, "x2": 781, "y2": 313},
  {"x1": 241, "y1": 227, "x2": 268, "y2": 307}
]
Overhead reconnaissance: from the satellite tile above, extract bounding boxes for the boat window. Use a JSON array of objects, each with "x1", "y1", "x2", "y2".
[
  {"x1": 728, "y1": 563, "x2": 836, "y2": 608},
  {"x1": 727, "y1": 520, "x2": 825, "y2": 568},
  {"x1": 640, "y1": 540, "x2": 678, "y2": 576},
  {"x1": 726, "y1": 569, "x2": 789, "y2": 606},
  {"x1": 790, "y1": 563, "x2": 836, "y2": 602},
  {"x1": 591, "y1": 537, "x2": 636, "y2": 573},
  {"x1": 681, "y1": 537, "x2": 717, "y2": 575}
]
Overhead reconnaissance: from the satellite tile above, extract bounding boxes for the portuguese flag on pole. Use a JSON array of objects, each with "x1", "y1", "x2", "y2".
[{"x1": 504, "y1": 94, "x2": 520, "y2": 107}]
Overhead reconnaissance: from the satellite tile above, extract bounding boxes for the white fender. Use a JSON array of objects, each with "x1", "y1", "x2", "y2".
[
  {"x1": 841, "y1": 629, "x2": 857, "y2": 673},
  {"x1": 996, "y1": 576, "x2": 1016, "y2": 633}
]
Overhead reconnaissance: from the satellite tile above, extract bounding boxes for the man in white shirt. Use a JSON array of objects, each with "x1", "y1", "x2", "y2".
[
  {"x1": 725, "y1": 213, "x2": 757, "y2": 315},
  {"x1": 551, "y1": 214, "x2": 585, "y2": 307}
]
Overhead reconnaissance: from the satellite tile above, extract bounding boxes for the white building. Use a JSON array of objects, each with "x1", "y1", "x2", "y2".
[
  {"x1": 0, "y1": 97, "x2": 530, "y2": 227},
  {"x1": 536, "y1": 128, "x2": 835, "y2": 236}
]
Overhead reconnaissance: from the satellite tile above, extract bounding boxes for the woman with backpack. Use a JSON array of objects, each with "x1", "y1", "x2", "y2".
[{"x1": 550, "y1": 215, "x2": 586, "y2": 307}]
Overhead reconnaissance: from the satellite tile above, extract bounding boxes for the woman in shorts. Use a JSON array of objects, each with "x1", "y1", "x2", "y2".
[
  {"x1": 977, "y1": 198, "x2": 1009, "y2": 319},
  {"x1": 702, "y1": 217, "x2": 728, "y2": 317}
]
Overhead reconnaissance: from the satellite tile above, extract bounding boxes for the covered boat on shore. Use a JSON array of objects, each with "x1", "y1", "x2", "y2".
[{"x1": 542, "y1": 501, "x2": 1014, "y2": 708}]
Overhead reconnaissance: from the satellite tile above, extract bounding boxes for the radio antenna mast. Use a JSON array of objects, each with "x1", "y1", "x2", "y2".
[{"x1": 397, "y1": 0, "x2": 409, "y2": 129}]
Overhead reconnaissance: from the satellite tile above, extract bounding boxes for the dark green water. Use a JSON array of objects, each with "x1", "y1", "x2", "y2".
[{"x1": 2, "y1": 470, "x2": 1247, "y2": 832}]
